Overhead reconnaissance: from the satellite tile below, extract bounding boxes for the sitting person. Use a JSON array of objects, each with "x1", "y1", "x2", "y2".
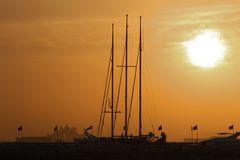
[{"x1": 155, "y1": 131, "x2": 167, "y2": 144}]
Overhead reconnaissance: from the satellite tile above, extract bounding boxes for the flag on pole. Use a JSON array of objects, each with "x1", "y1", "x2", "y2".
[
  {"x1": 158, "y1": 125, "x2": 162, "y2": 131},
  {"x1": 192, "y1": 125, "x2": 198, "y2": 131},
  {"x1": 86, "y1": 126, "x2": 93, "y2": 131},
  {"x1": 54, "y1": 126, "x2": 58, "y2": 131},
  {"x1": 18, "y1": 126, "x2": 23, "y2": 131},
  {"x1": 229, "y1": 125, "x2": 234, "y2": 130}
]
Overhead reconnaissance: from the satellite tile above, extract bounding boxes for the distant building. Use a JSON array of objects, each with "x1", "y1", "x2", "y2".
[
  {"x1": 16, "y1": 136, "x2": 52, "y2": 143},
  {"x1": 16, "y1": 125, "x2": 84, "y2": 143}
]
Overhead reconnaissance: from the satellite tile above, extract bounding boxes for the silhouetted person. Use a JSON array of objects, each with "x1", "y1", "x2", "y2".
[
  {"x1": 161, "y1": 132, "x2": 167, "y2": 142},
  {"x1": 155, "y1": 131, "x2": 167, "y2": 144}
]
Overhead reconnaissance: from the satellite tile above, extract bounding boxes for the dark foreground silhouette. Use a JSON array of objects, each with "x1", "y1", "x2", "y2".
[{"x1": 1, "y1": 142, "x2": 240, "y2": 160}]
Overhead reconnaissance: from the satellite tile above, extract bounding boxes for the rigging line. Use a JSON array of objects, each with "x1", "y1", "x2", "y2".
[
  {"x1": 100, "y1": 68, "x2": 112, "y2": 136},
  {"x1": 127, "y1": 46, "x2": 140, "y2": 130},
  {"x1": 144, "y1": 61, "x2": 158, "y2": 126},
  {"x1": 97, "y1": 50, "x2": 112, "y2": 137},
  {"x1": 99, "y1": 52, "x2": 112, "y2": 136},
  {"x1": 113, "y1": 45, "x2": 126, "y2": 130},
  {"x1": 143, "y1": 58, "x2": 158, "y2": 127},
  {"x1": 99, "y1": 69, "x2": 112, "y2": 136},
  {"x1": 142, "y1": 77, "x2": 153, "y2": 133}
]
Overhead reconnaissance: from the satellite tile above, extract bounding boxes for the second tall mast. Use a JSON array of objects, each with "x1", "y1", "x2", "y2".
[
  {"x1": 111, "y1": 23, "x2": 114, "y2": 139},
  {"x1": 139, "y1": 16, "x2": 142, "y2": 137},
  {"x1": 125, "y1": 14, "x2": 128, "y2": 138}
]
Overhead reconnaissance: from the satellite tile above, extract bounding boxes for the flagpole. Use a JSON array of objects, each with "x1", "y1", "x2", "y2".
[
  {"x1": 229, "y1": 125, "x2": 234, "y2": 134},
  {"x1": 191, "y1": 126, "x2": 193, "y2": 142},
  {"x1": 152, "y1": 125, "x2": 155, "y2": 134},
  {"x1": 196, "y1": 129, "x2": 198, "y2": 143},
  {"x1": 53, "y1": 126, "x2": 59, "y2": 142},
  {"x1": 57, "y1": 130, "x2": 59, "y2": 141}
]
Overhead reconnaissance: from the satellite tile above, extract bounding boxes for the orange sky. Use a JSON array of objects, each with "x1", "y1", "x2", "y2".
[{"x1": 1, "y1": 0, "x2": 240, "y2": 141}]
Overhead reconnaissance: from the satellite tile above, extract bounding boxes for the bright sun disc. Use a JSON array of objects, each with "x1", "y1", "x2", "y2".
[{"x1": 184, "y1": 30, "x2": 226, "y2": 68}]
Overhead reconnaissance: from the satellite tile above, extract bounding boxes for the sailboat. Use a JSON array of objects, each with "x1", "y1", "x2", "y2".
[{"x1": 74, "y1": 15, "x2": 166, "y2": 144}]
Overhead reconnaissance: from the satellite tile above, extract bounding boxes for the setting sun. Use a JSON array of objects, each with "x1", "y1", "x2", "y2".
[{"x1": 184, "y1": 30, "x2": 227, "y2": 68}]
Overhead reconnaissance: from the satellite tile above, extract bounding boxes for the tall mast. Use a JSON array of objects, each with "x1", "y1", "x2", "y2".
[
  {"x1": 139, "y1": 16, "x2": 142, "y2": 137},
  {"x1": 111, "y1": 23, "x2": 114, "y2": 139},
  {"x1": 125, "y1": 14, "x2": 128, "y2": 138}
]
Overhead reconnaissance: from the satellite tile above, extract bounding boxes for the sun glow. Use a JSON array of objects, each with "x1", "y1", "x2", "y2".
[{"x1": 184, "y1": 30, "x2": 227, "y2": 68}]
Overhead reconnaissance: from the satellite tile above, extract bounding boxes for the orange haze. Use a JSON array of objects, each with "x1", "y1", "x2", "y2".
[{"x1": 1, "y1": 0, "x2": 240, "y2": 141}]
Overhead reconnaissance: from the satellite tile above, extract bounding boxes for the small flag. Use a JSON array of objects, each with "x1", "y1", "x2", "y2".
[
  {"x1": 86, "y1": 126, "x2": 93, "y2": 131},
  {"x1": 158, "y1": 125, "x2": 162, "y2": 131},
  {"x1": 54, "y1": 126, "x2": 58, "y2": 131},
  {"x1": 229, "y1": 125, "x2": 234, "y2": 130},
  {"x1": 18, "y1": 126, "x2": 23, "y2": 131},
  {"x1": 192, "y1": 125, "x2": 198, "y2": 131}
]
